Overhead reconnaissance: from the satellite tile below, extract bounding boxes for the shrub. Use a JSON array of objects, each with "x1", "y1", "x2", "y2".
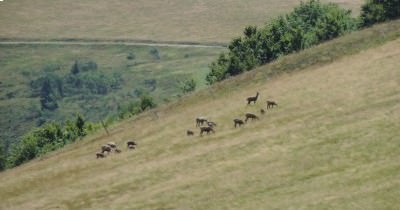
[
  {"x1": 179, "y1": 78, "x2": 197, "y2": 94},
  {"x1": 149, "y1": 47, "x2": 161, "y2": 60},
  {"x1": 140, "y1": 95, "x2": 156, "y2": 111},
  {"x1": 127, "y1": 52, "x2": 136, "y2": 60},
  {"x1": 361, "y1": 0, "x2": 400, "y2": 27}
]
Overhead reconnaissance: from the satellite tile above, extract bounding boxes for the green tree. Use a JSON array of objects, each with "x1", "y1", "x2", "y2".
[
  {"x1": 71, "y1": 60, "x2": 80, "y2": 75},
  {"x1": 0, "y1": 143, "x2": 6, "y2": 171},
  {"x1": 39, "y1": 78, "x2": 58, "y2": 111},
  {"x1": 75, "y1": 115, "x2": 86, "y2": 137}
]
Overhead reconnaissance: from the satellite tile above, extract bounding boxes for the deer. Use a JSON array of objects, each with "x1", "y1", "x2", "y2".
[
  {"x1": 127, "y1": 140, "x2": 137, "y2": 149},
  {"x1": 247, "y1": 92, "x2": 259, "y2": 105},
  {"x1": 233, "y1": 119, "x2": 244, "y2": 128},
  {"x1": 200, "y1": 126, "x2": 215, "y2": 136},
  {"x1": 196, "y1": 117, "x2": 208, "y2": 127},
  {"x1": 245, "y1": 113, "x2": 259, "y2": 122},
  {"x1": 187, "y1": 130, "x2": 194, "y2": 136},
  {"x1": 266, "y1": 100, "x2": 278, "y2": 109},
  {"x1": 207, "y1": 121, "x2": 217, "y2": 128},
  {"x1": 96, "y1": 152, "x2": 106, "y2": 159},
  {"x1": 101, "y1": 145, "x2": 112, "y2": 153}
]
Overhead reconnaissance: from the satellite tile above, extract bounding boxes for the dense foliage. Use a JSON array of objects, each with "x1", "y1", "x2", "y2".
[
  {"x1": 360, "y1": 0, "x2": 400, "y2": 27},
  {"x1": 6, "y1": 115, "x2": 89, "y2": 168},
  {"x1": 30, "y1": 60, "x2": 122, "y2": 111},
  {"x1": 206, "y1": 0, "x2": 358, "y2": 84}
]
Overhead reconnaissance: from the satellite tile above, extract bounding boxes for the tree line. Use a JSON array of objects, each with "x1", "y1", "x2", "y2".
[{"x1": 206, "y1": 0, "x2": 400, "y2": 84}]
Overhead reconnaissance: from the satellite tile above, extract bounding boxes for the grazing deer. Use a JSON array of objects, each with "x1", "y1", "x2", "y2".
[
  {"x1": 107, "y1": 142, "x2": 117, "y2": 148},
  {"x1": 266, "y1": 100, "x2": 278, "y2": 109},
  {"x1": 114, "y1": 148, "x2": 122, "y2": 153},
  {"x1": 200, "y1": 126, "x2": 215, "y2": 136},
  {"x1": 187, "y1": 130, "x2": 194, "y2": 136},
  {"x1": 196, "y1": 117, "x2": 208, "y2": 127},
  {"x1": 127, "y1": 140, "x2": 137, "y2": 149},
  {"x1": 96, "y1": 152, "x2": 106, "y2": 159},
  {"x1": 247, "y1": 92, "x2": 259, "y2": 105},
  {"x1": 101, "y1": 145, "x2": 112, "y2": 153},
  {"x1": 245, "y1": 113, "x2": 259, "y2": 122},
  {"x1": 233, "y1": 119, "x2": 244, "y2": 128},
  {"x1": 207, "y1": 121, "x2": 217, "y2": 128}
]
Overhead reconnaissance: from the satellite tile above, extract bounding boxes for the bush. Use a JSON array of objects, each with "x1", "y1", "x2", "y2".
[
  {"x1": 179, "y1": 78, "x2": 197, "y2": 94},
  {"x1": 361, "y1": 0, "x2": 400, "y2": 27},
  {"x1": 140, "y1": 95, "x2": 156, "y2": 111},
  {"x1": 127, "y1": 52, "x2": 136, "y2": 60},
  {"x1": 149, "y1": 47, "x2": 161, "y2": 60}
]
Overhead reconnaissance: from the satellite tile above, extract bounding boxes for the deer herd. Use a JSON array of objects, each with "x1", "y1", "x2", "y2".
[
  {"x1": 187, "y1": 92, "x2": 277, "y2": 137},
  {"x1": 95, "y1": 92, "x2": 277, "y2": 158},
  {"x1": 95, "y1": 140, "x2": 137, "y2": 159}
]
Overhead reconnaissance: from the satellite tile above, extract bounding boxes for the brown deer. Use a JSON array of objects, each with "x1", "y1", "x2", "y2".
[
  {"x1": 101, "y1": 145, "x2": 112, "y2": 153},
  {"x1": 233, "y1": 119, "x2": 244, "y2": 128},
  {"x1": 107, "y1": 142, "x2": 117, "y2": 148},
  {"x1": 245, "y1": 113, "x2": 259, "y2": 122},
  {"x1": 207, "y1": 121, "x2": 217, "y2": 128},
  {"x1": 96, "y1": 152, "x2": 106, "y2": 159},
  {"x1": 247, "y1": 92, "x2": 259, "y2": 105},
  {"x1": 200, "y1": 126, "x2": 215, "y2": 136},
  {"x1": 187, "y1": 130, "x2": 194, "y2": 136},
  {"x1": 114, "y1": 148, "x2": 122, "y2": 153},
  {"x1": 196, "y1": 117, "x2": 208, "y2": 127},
  {"x1": 266, "y1": 100, "x2": 278, "y2": 109},
  {"x1": 127, "y1": 140, "x2": 137, "y2": 149}
]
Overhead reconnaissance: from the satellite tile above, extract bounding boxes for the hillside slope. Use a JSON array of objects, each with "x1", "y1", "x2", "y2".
[
  {"x1": 0, "y1": 0, "x2": 361, "y2": 43},
  {"x1": 1, "y1": 31, "x2": 400, "y2": 210}
]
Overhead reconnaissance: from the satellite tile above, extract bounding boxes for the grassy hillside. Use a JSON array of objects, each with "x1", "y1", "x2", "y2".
[
  {"x1": 0, "y1": 44, "x2": 223, "y2": 147},
  {"x1": 0, "y1": 21, "x2": 399, "y2": 209},
  {"x1": 0, "y1": 0, "x2": 362, "y2": 43}
]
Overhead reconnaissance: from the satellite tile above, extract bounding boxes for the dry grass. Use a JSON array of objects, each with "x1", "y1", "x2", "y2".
[
  {"x1": 0, "y1": 0, "x2": 362, "y2": 43},
  {"x1": 0, "y1": 34, "x2": 399, "y2": 209}
]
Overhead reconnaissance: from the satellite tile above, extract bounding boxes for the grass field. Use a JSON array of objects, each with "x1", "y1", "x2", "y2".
[
  {"x1": 0, "y1": 0, "x2": 362, "y2": 43},
  {"x1": 0, "y1": 44, "x2": 223, "y2": 147},
  {"x1": 0, "y1": 21, "x2": 399, "y2": 209}
]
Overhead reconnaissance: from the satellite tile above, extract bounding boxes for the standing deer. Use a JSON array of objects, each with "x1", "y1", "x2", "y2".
[
  {"x1": 196, "y1": 117, "x2": 208, "y2": 127},
  {"x1": 266, "y1": 100, "x2": 278, "y2": 109},
  {"x1": 233, "y1": 119, "x2": 244, "y2": 128},
  {"x1": 247, "y1": 92, "x2": 259, "y2": 105},
  {"x1": 200, "y1": 126, "x2": 215, "y2": 136}
]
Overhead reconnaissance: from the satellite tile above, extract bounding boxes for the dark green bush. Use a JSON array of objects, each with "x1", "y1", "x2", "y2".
[
  {"x1": 6, "y1": 115, "x2": 87, "y2": 168},
  {"x1": 179, "y1": 78, "x2": 197, "y2": 94},
  {"x1": 361, "y1": 0, "x2": 400, "y2": 27}
]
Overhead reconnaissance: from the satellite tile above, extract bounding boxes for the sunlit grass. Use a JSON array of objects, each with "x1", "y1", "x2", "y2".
[
  {"x1": 0, "y1": 0, "x2": 362, "y2": 43},
  {"x1": 0, "y1": 22, "x2": 399, "y2": 209}
]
